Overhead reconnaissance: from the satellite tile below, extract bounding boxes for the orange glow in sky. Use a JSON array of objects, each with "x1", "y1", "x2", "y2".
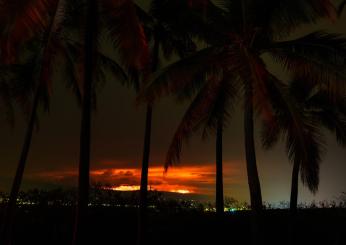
[
  {"x1": 89, "y1": 165, "x2": 217, "y2": 194},
  {"x1": 170, "y1": 189, "x2": 191, "y2": 194},
  {"x1": 103, "y1": 185, "x2": 192, "y2": 194},
  {"x1": 28, "y1": 163, "x2": 241, "y2": 196},
  {"x1": 109, "y1": 185, "x2": 140, "y2": 191}
]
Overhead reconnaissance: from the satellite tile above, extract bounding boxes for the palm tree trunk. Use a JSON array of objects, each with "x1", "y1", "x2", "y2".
[
  {"x1": 290, "y1": 159, "x2": 300, "y2": 213},
  {"x1": 137, "y1": 35, "x2": 159, "y2": 245},
  {"x1": 0, "y1": 85, "x2": 40, "y2": 245},
  {"x1": 244, "y1": 84, "x2": 263, "y2": 212},
  {"x1": 137, "y1": 104, "x2": 153, "y2": 245},
  {"x1": 215, "y1": 118, "x2": 224, "y2": 215},
  {"x1": 73, "y1": 0, "x2": 97, "y2": 244}
]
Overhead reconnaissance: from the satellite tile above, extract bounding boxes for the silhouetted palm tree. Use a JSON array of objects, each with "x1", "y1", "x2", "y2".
[
  {"x1": 0, "y1": 1, "x2": 67, "y2": 243},
  {"x1": 135, "y1": 2, "x2": 196, "y2": 243},
  {"x1": 161, "y1": 70, "x2": 239, "y2": 215},
  {"x1": 149, "y1": 0, "x2": 229, "y2": 216},
  {"x1": 142, "y1": 0, "x2": 345, "y2": 212},
  {"x1": 262, "y1": 78, "x2": 346, "y2": 212},
  {"x1": 0, "y1": 2, "x2": 124, "y2": 243},
  {"x1": 72, "y1": 1, "x2": 148, "y2": 244},
  {"x1": 72, "y1": 1, "x2": 96, "y2": 244}
]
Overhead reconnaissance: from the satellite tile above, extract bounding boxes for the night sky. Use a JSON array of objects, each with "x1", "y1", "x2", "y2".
[{"x1": 0, "y1": 1, "x2": 346, "y2": 204}]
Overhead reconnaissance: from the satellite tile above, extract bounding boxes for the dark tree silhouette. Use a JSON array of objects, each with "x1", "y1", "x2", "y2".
[
  {"x1": 72, "y1": 1, "x2": 149, "y2": 244},
  {"x1": 141, "y1": 0, "x2": 344, "y2": 213},
  {"x1": 0, "y1": 1, "x2": 68, "y2": 243},
  {"x1": 72, "y1": 0, "x2": 97, "y2": 244},
  {"x1": 145, "y1": 0, "x2": 230, "y2": 216},
  {"x1": 215, "y1": 117, "x2": 224, "y2": 215},
  {"x1": 262, "y1": 78, "x2": 346, "y2": 212},
  {"x1": 135, "y1": 2, "x2": 196, "y2": 243}
]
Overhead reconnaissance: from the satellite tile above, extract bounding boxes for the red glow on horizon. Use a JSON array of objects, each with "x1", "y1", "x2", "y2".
[
  {"x1": 29, "y1": 163, "x2": 240, "y2": 195},
  {"x1": 89, "y1": 165, "x2": 216, "y2": 194},
  {"x1": 109, "y1": 185, "x2": 140, "y2": 191},
  {"x1": 103, "y1": 184, "x2": 193, "y2": 194}
]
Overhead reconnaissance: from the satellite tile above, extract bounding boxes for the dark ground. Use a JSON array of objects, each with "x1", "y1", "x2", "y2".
[{"x1": 1, "y1": 206, "x2": 346, "y2": 245}]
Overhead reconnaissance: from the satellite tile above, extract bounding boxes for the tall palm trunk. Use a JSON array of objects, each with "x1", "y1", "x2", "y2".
[
  {"x1": 290, "y1": 159, "x2": 300, "y2": 212},
  {"x1": 215, "y1": 118, "x2": 224, "y2": 215},
  {"x1": 73, "y1": 0, "x2": 97, "y2": 244},
  {"x1": 137, "y1": 36, "x2": 159, "y2": 245},
  {"x1": 0, "y1": 85, "x2": 40, "y2": 245},
  {"x1": 244, "y1": 84, "x2": 262, "y2": 212},
  {"x1": 137, "y1": 104, "x2": 153, "y2": 245}
]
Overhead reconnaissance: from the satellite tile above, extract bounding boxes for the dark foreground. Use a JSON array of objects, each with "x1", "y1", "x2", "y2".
[{"x1": 1, "y1": 206, "x2": 345, "y2": 245}]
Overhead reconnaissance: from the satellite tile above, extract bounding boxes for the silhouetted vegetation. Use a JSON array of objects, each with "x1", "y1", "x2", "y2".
[
  {"x1": 0, "y1": 188, "x2": 346, "y2": 245},
  {"x1": 1, "y1": 188, "x2": 346, "y2": 211}
]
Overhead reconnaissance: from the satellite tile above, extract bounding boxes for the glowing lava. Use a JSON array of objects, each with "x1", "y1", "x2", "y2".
[
  {"x1": 170, "y1": 189, "x2": 191, "y2": 194},
  {"x1": 104, "y1": 185, "x2": 193, "y2": 194},
  {"x1": 111, "y1": 185, "x2": 140, "y2": 191}
]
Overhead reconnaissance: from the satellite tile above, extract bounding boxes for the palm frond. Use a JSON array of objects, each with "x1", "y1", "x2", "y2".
[
  {"x1": 305, "y1": 88, "x2": 346, "y2": 146},
  {"x1": 262, "y1": 74, "x2": 326, "y2": 192},
  {"x1": 243, "y1": 52, "x2": 277, "y2": 124},
  {"x1": 61, "y1": 36, "x2": 129, "y2": 99},
  {"x1": 258, "y1": 0, "x2": 336, "y2": 38},
  {"x1": 201, "y1": 71, "x2": 239, "y2": 138},
  {"x1": 1, "y1": 58, "x2": 37, "y2": 118},
  {"x1": 102, "y1": 0, "x2": 149, "y2": 71},
  {"x1": 36, "y1": 0, "x2": 67, "y2": 112},
  {"x1": 165, "y1": 72, "x2": 237, "y2": 170},
  {"x1": 139, "y1": 46, "x2": 225, "y2": 103},
  {"x1": 59, "y1": 0, "x2": 84, "y2": 35},
  {"x1": 154, "y1": 24, "x2": 197, "y2": 60},
  {"x1": 0, "y1": 0, "x2": 58, "y2": 63},
  {"x1": 59, "y1": 39, "x2": 83, "y2": 106},
  {"x1": 216, "y1": 0, "x2": 336, "y2": 39},
  {"x1": 97, "y1": 53, "x2": 128, "y2": 86},
  {"x1": 151, "y1": 0, "x2": 227, "y2": 45},
  {"x1": 268, "y1": 31, "x2": 346, "y2": 96}
]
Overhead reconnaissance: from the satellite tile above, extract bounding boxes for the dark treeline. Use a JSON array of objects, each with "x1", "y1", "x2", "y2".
[
  {"x1": 1, "y1": 188, "x2": 346, "y2": 210},
  {"x1": 0, "y1": 190, "x2": 346, "y2": 245}
]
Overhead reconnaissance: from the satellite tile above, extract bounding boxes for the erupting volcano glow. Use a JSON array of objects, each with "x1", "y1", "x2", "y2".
[
  {"x1": 169, "y1": 189, "x2": 191, "y2": 194},
  {"x1": 89, "y1": 165, "x2": 217, "y2": 194},
  {"x1": 111, "y1": 185, "x2": 140, "y2": 191},
  {"x1": 33, "y1": 164, "x2": 239, "y2": 196},
  {"x1": 104, "y1": 185, "x2": 193, "y2": 194}
]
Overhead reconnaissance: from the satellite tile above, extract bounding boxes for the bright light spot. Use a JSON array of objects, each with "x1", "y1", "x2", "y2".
[
  {"x1": 110, "y1": 185, "x2": 140, "y2": 191},
  {"x1": 170, "y1": 189, "x2": 191, "y2": 194}
]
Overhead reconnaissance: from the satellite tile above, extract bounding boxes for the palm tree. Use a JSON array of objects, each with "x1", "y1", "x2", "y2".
[
  {"x1": 0, "y1": 1, "x2": 142, "y2": 244},
  {"x1": 141, "y1": 0, "x2": 345, "y2": 212},
  {"x1": 262, "y1": 79, "x2": 346, "y2": 212},
  {"x1": 0, "y1": 1, "x2": 68, "y2": 243},
  {"x1": 72, "y1": 1, "x2": 149, "y2": 244},
  {"x1": 0, "y1": 0, "x2": 56, "y2": 63},
  {"x1": 150, "y1": 0, "x2": 229, "y2": 216},
  {"x1": 162, "y1": 69, "x2": 239, "y2": 215},
  {"x1": 72, "y1": 1, "x2": 96, "y2": 243},
  {"x1": 136, "y1": 0, "x2": 230, "y2": 217},
  {"x1": 135, "y1": 2, "x2": 196, "y2": 243}
]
